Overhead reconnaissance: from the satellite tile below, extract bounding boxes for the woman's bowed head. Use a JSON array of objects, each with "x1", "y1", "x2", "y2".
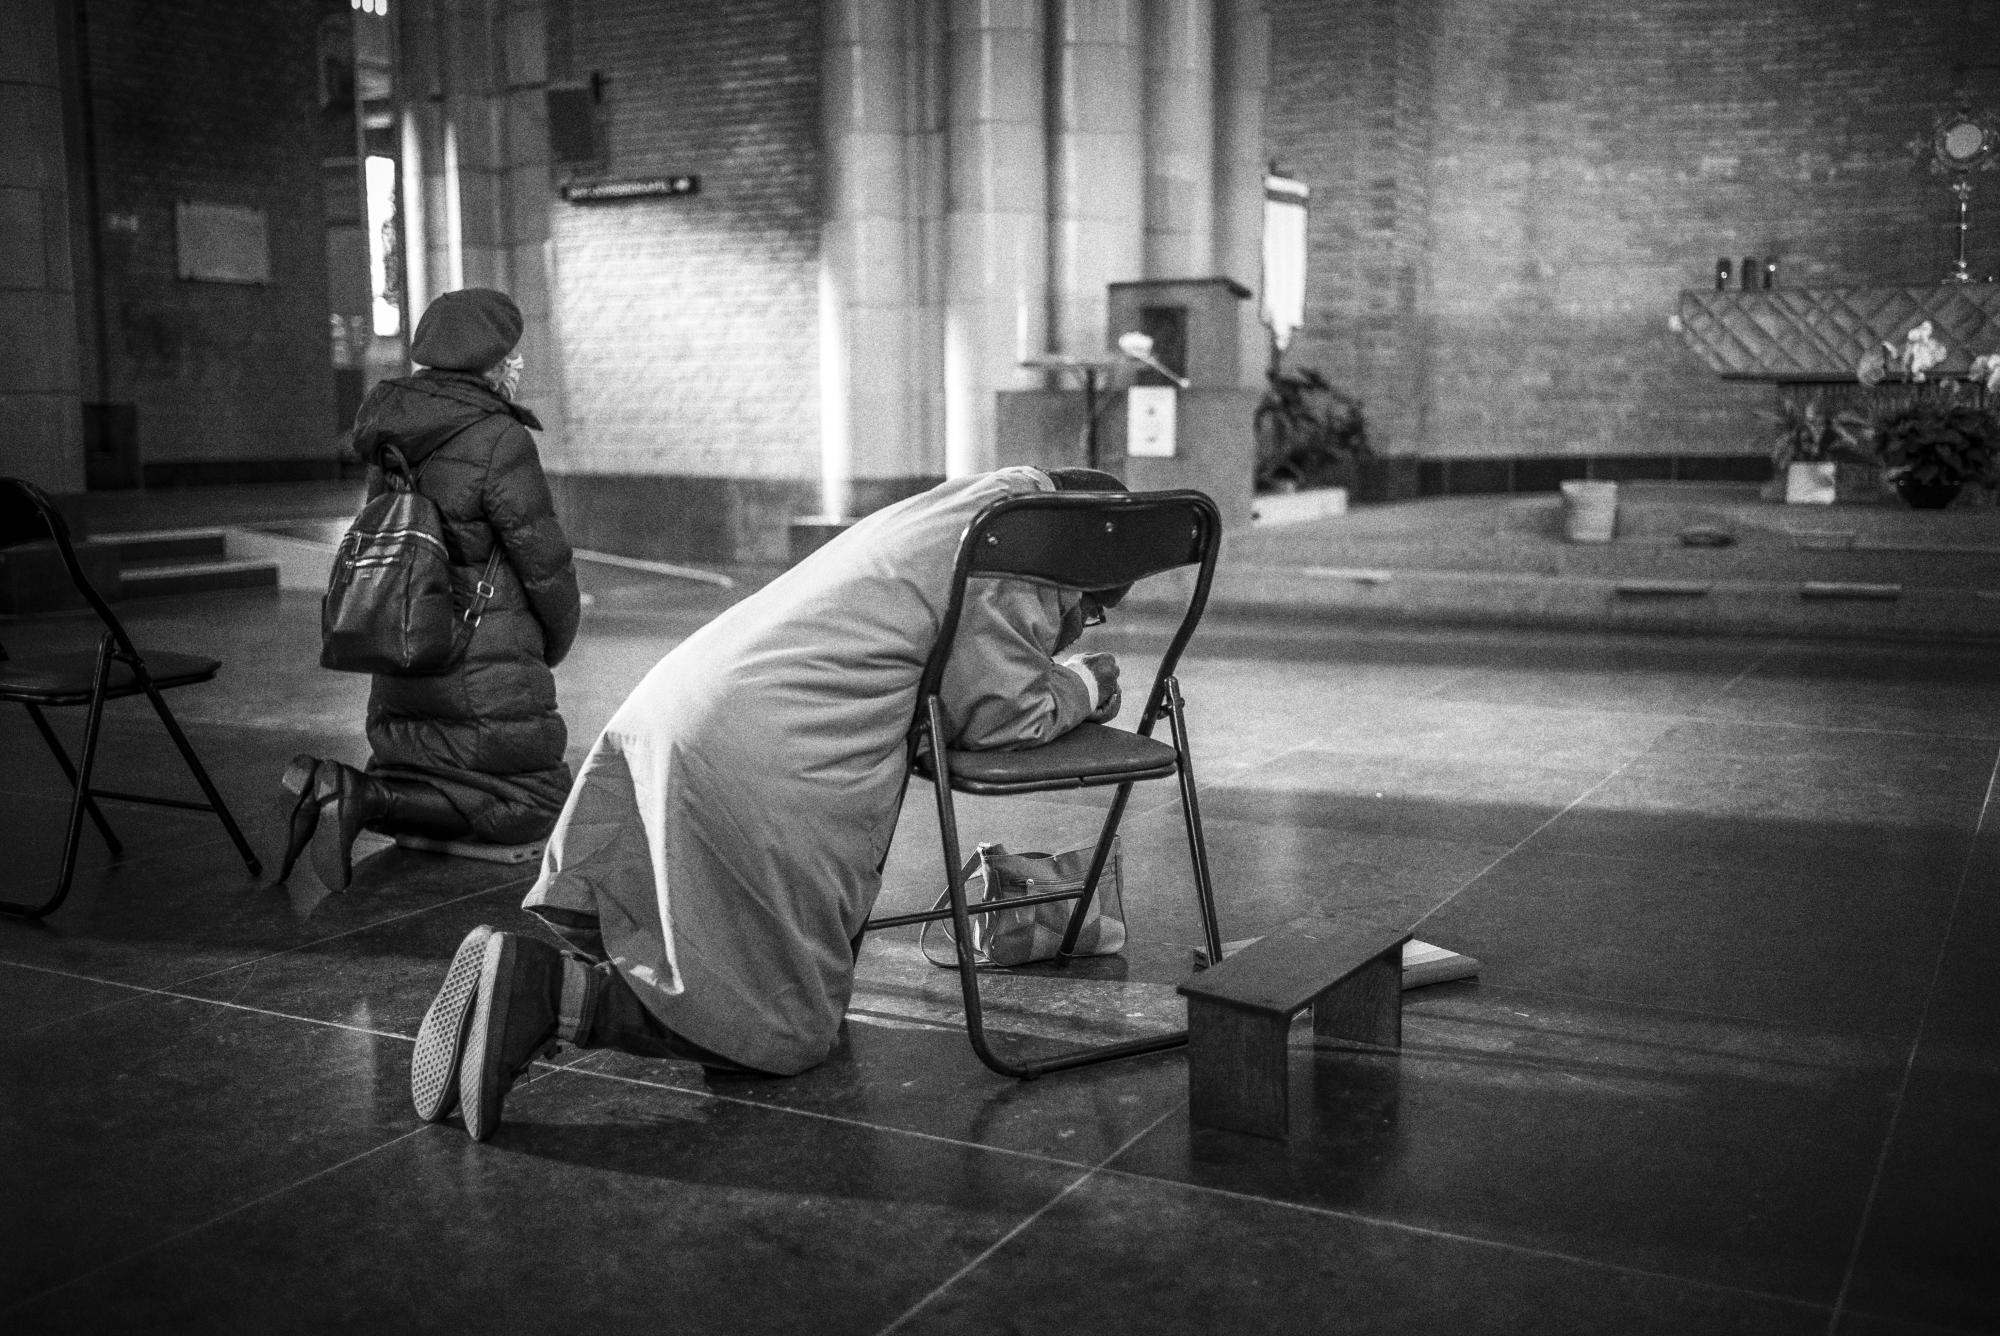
[{"x1": 412, "y1": 287, "x2": 526, "y2": 400}]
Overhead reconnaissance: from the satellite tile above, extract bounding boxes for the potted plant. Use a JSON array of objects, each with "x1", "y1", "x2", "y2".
[
  {"x1": 1252, "y1": 368, "x2": 1370, "y2": 502},
  {"x1": 1764, "y1": 393, "x2": 1872, "y2": 504},
  {"x1": 1871, "y1": 393, "x2": 2000, "y2": 509}
]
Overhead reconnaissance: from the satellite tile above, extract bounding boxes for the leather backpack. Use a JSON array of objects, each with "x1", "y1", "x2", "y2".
[{"x1": 320, "y1": 442, "x2": 503, "y2": 676}]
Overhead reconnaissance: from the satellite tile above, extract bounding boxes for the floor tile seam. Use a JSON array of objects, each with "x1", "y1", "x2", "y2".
[
  {"x1": 870, "y1": 1109, "x2": 1176, "y2": 1336},
  {"x1": 1829, "y1": 743, "x2": 2000, "y2": 1326},
  {"x1": 1492, "y1": 836, "x2": 1979, "y2": 886},
  {"x1": 1409, "y1": 749, "x2": 1646, "y2": 932},
  {"x1": 0, "y1": 958, "x2": 423, "y2": 1045},
  {"x1": 547, "y1": 1057, "x2": 1137, "y2": 1176},
  {"x1": 1083, "y1": 1161, "x2": 1840, "y2": 1317},
  {"x1": 0, "y1": 1123, "x2": 434, "y2": 1321},
  {"x1": 152, "y1": 874, "x2": 541, "y2": 988},
  {"x1": 1717, "y1": 646, "x2": 1777, "y2": 698},
  {"x1": 1437, "y1": 979, "x2": 1926, "y2": 1051},
  {"x1": 1384, "y1": 1027, "x2": 1909, "y2": 1085}
]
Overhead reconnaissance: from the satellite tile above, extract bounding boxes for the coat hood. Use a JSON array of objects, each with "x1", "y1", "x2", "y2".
[{"x1": 347, "y1": 371, "x2": 543, "y2": 470}]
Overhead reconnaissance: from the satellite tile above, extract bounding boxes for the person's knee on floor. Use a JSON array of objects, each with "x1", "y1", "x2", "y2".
[{"x1": 413, "y1": 927, "x2": 770, "y2": 1139}]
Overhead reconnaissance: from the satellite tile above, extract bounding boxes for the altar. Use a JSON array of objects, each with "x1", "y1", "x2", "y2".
[{"x1": 1675, "y1": 285, "x2": 2000, "y2": 383}]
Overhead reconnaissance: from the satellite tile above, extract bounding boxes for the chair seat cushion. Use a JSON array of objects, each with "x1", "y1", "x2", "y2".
[
  {"x1": 0, "y1": 649, "x2": 220, "y2": 704},
  {"x1": 923, "y1": 721, "x2": 1180, "y2": 794}
]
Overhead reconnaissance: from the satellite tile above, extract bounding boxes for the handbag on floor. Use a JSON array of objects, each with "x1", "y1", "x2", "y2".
[
  {"x1": 321, "y1": 444, "x2": 503, "y2": 676},
  {"x1": 920, "y1": 838, "x2": 1126, "y2": 969}
]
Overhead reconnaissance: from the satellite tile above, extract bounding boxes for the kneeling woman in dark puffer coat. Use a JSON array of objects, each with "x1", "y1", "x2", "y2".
[{"x1": 278, "y1": 287, "x2": 581, "y2": 891}]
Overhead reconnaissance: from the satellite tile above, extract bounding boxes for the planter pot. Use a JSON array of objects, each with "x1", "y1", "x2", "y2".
[
  {"x1": 1251, "y1": 487, "x2": 1348, "y2": 527},
  {"x1": 1894, "y1": 477, "x2": 1962, "y2": 510},
  {"x1": 1784, "y1": 461, "x2": 1837, "y2": 504},
  {"x1": 1559, "y1": 479, "x2": 1618, "y2": 543},
  {"x1": 1835, "y1": 462, "x2": 1888, "y2": 504}
]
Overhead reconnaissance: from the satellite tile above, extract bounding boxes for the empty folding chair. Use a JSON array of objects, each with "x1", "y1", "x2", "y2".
[
  {"x1": 862, "y1": 488, "x2": 1225, "y2": 1077},
  {"x1": 0, "y1": 477, "x2": 262, "y2": 919}
]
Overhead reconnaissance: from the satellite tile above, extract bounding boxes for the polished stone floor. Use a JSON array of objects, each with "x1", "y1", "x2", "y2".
[{"x1": 1, "y1": 570, "x2": 1995, "y2": 1335}]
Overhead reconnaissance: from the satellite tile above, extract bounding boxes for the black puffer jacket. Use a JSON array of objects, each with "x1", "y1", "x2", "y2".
[{"x1": 346, "y1": 371, "x2": 580, "y2": 843}]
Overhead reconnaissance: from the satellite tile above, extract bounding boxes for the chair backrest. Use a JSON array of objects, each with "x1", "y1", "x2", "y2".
[
  {"x1": 0, "y1": 477, "x2": 137, "y2": 653},
  {"x1": 919, "y1": 488, "x2": 1222, "y2": 741}
]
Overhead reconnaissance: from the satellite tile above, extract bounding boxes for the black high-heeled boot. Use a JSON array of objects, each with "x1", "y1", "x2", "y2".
[
  {"x1": 310, "y1": 766, "x2": 471, "y2": 891},
  {"x1": 274, "y1": 754, "x2": 323, "y2": 883},
  {"x1": 309, "y1": 763, "x2": 392, "y2": 892}
]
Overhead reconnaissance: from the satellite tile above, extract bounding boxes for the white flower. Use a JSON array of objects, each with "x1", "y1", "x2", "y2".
[
  {"x1": 1971, "y1": 352, "x2": 2000, "y2": 394},
  {"x1": 1904, "y1": 322, "x2": 1948, "y2": 380}
]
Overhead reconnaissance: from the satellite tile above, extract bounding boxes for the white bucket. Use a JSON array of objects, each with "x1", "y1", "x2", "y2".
[
  {"x1": 1784, "y1": 461, "x2": 1837, "y2": 505},
  {"x1": 1560, "y1": 479, "x2": 1619, "y2": 543}
]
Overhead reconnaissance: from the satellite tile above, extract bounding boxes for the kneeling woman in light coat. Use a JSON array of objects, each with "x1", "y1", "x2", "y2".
[{"x1": 412, "y1": 465, "x2": 1125, "y2": 1140}]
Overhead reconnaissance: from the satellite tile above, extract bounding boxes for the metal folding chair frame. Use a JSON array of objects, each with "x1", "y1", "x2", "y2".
[
  {"x1": 0, "y1": 477, "x2": 263, "y2": 919},
  {"x1": 861, "y1": 488, "x2": 1225, "y2": 1079}
]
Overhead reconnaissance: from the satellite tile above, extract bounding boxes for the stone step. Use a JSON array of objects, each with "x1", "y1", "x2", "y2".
[
  {"x1": 94, "y1": 527, "x2": 231, "y2": 566},
  {"x1": 1159, "y1": 564, "x2": 2000, "y2": 641},
  {"x1": 116, "y1": 556, "x2": 279, "y2": 600}
]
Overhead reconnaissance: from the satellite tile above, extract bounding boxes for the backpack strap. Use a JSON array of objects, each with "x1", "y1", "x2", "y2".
[
  {"x1": 380, "y1": 444, "x2": 418, "y2": 493},
  {"x1": 457, "y1": 546, "x2": 506, "y2": 636},
  {"x1": 422, "y1": 412, "x2": 515, "y2": 643}
]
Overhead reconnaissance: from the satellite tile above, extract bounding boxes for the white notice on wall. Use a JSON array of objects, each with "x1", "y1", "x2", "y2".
[
  {"x1": 175, "y1": 201, "x2": 271, "y2": 285},
  {"x1": 1127, "y1": 385, "x2": 1177, "y2": 458}
]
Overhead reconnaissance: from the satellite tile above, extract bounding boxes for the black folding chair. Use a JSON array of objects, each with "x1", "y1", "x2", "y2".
[
  {"x1": 862, "y1": 488, "x2": 1225, "y2": 1078},
  {"x1": 0, "y1": 477, "x2": 262, "y2": 919}
]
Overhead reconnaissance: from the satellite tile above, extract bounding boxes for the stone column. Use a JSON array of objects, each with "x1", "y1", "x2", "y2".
[
  {"x1": 0, "y1": 0, "x2": 83, "y2": 493},
  {"x1": 1213, "y1": 0, "x2": 1269, "y2": 388},
  {"x1": 1143, "y1": 0, "x2": 1216, "y2": 279},
  {"x1": 908, "y1": 0, "x2": 948, "y2": 481},
  {"x1": 495, "y1": 0, "x2": 569, "y2": 466},
  {"x1": 942, "y1": 0, "x2": 1045, "y2": 477},
  {"x1": 1047, "y1": 0, "x2": 1144, "y2": 360},
  {"x1": 820, "y1": 0, "x2": 921, "y2": 518},
  {"x1": 440, "y1": 0, "x2": 505, "y2": 292}
]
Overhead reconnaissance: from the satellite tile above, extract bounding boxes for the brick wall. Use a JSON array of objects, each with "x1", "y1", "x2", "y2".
[
  {"x1": 78, "y1": 0, "x2": 334, "y2": 479},
  {"x1": 550, "y1": 0, "x2": 821, "y2": 485},
  {"x1": 1270, "y1": 0, "x2": 2000, "y2": 461}
]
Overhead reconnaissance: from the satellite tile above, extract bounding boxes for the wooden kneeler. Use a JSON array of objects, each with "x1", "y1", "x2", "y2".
[{"x1": 1177, "y1": 907, "x2": 1416, "y2": 1140}]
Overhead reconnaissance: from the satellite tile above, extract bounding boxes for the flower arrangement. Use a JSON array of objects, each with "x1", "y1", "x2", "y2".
[
  {"x1": 1971, "y1": 352, "x2": 2000, "y2": 394},
  {"x1": 1765, "y1": 394, "x2": 1870, "y2": 469},
  {"x1": 1874, "y1": 398, "x2": 2000, "y2": 495},
  {"x1": 1857, "y1": 321, "x2": 1950, "y2": 385},
  {"x1": 1847, "y1": 324, "x2": 2000, "y2": 506},
  {"x1": 1252, "y1": 368, "x2": 1370, "y2": 493}
]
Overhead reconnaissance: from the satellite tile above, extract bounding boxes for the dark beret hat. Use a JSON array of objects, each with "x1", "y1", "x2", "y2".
[{"x1": 411, "y1": 288, "x2": 523, "y2": 371}]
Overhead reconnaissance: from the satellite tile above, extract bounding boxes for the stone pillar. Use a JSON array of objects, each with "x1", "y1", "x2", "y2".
[
  {"x1": 942, "y1": 0, "x2": 1045, "y2": 477},
  {"x1": 0, "y1": 0, "x2": 83, "y2": 493},
  {"x1": 1048, "y1": 0, "x2": 1144, "y2": 361},
  {"x1": 1143, "y1": 0, "x2": 1216, "y2": 279},
  {"x1": 908, "y1": 0, "x2": 948, "y2": 481},
  {"x1": 440, "y1": 0, "x2": 505, "y2": 292},
  {"x1": 495, "y1": 0, "x2": 569, "y2": 466},
  {"x1": 820, "y1": 0, "x2": 922, "y2": 518},
  {"x1": 1214, "y1": 0, "x2": 1269, "y2": 389}
]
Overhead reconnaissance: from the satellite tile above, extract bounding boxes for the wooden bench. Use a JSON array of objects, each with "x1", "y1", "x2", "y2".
[{"x1": 1176, "y1": 907, "x2": 1416, "y2": 1140}]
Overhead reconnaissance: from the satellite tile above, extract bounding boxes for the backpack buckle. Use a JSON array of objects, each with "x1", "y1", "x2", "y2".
[{"x1": 475, "y1": 579, "x2": 496, "y2": 600}]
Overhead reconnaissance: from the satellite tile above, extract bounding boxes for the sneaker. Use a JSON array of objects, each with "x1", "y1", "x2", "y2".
[
  {"x1": 458, "y1": 931, "x2": 564, "y2": 1142},
  {"x1": 410, "y1": 925, "x2": 496, "y2": 1123}
]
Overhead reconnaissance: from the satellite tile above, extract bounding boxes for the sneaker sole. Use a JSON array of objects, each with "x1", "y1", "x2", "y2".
[
  {"x1": 459, "y1": 932, "x2": 516, "y2": 1142},
  {"x1": 410, "y1": 926, "x2": 494, "y2": 1123}
]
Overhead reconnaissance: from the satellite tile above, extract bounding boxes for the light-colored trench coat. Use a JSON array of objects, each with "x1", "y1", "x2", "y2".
[{"x1": 524, "y1": 467, "x2": 1093, "y2": 1074}]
